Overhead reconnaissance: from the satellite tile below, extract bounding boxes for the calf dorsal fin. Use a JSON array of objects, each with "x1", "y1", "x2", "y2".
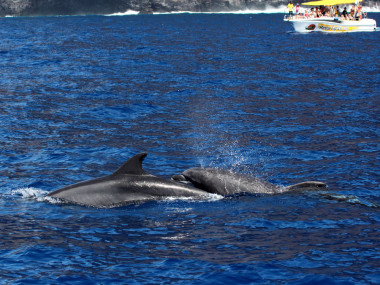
[{"x1": 113, "y1": 153, "x2": 148, "y2": 175}]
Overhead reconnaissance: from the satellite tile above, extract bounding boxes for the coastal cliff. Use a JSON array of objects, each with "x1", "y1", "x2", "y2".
[{"x1": 0, "y1": 0, "x2": 378, "y2": 16}]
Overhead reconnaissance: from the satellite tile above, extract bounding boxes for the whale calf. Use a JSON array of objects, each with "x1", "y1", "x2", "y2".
[
  {"x1": 47, "y1": 153, "x2": 209, "y2": 208},
  {"x1": 172, "y1": 167, "x2": 326, "y2": 196}
]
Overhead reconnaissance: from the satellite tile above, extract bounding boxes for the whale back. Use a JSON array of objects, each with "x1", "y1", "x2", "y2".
[
  {"x1": 182, "y1": 168, "x2": 280, "y2": 195},
  {"x1": 285, "y1": 181, "x2": 327, "y2": 191},
  {"x1": 47, "y1": 153, "x2": 209, "y2": 207},
  {"x1": 179, "y1": 168, "x2": 327, "y2": 196}
]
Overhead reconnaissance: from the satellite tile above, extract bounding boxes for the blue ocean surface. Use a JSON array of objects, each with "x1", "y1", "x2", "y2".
[{"x1": 0, "y1": 12, "x2": 379, "y2": 284}]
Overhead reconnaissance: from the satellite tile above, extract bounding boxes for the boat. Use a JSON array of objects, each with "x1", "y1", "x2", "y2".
[{"x1": 284, "y1": 0, "x2": 377, "y2": 32}]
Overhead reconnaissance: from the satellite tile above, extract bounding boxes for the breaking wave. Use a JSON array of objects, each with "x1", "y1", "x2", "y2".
[
  {"x1": 153, "y1": 5, "x2": 289, "y2": 15},
  {"x1": 106, "y1": 5, "x2": 289, "y2": 16},
  {"x1": 105, "y1": 4, "x2": 380, "y2": 17},
  {"x1": 105, "y1": 10, "x2": 139, "y2": 16}
]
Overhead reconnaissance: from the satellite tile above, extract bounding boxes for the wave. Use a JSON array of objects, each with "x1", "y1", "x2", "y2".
[
  {"x1": 105, "y1": 10, "x2": 139, "y2": 16},
  {"x1": 105, "y1": 3, "x2": 380, "y2": 16},
  {"x1": 155, "y1": 5, "x2": 289, "y2": 14},
  {"x1": 366, "y1": 5, "x2": 380, "y2": 12},
  {"x1": 106, "y1": 6, "x2": 289, "y2": 16},
  {"x1": 105, "y1": 5, "x2": 298, "y2": 16},
  {"x1": 4, "y1": 4, "x2": 380, "y2": 17}
]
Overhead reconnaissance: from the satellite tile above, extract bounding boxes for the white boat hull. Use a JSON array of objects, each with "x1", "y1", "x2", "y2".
[{"x1": 285, "y1": 18, "x2": 377, "y2": 33}]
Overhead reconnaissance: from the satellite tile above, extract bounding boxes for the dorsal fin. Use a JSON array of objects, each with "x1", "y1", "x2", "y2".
[{"x1": 113, "y1": 153, "x2": 148, "y2": 176}]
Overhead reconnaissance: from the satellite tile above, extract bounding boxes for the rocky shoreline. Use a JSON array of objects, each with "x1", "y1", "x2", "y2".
[{"x1": 0, "y1": 0, "x2": 379, "y2": 17}]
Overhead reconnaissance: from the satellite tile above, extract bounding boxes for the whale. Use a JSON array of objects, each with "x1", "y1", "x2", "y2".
[
  {"x1": 47, "y1": 153, "x2": 209, "y2": 208},
  {"x1": 172, "y1": 167, "x2": 326, "y2": 196}
]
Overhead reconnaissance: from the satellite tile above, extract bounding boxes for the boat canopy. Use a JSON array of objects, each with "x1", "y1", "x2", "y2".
[{"x1": 301, "y1": 0, "x2": 362, "y2": 5}]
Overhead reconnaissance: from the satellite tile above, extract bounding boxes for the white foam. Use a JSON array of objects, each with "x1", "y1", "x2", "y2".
[
  {"x1": 365, "y1": 6, "x2": 380, "y2": 13},
  {"x1": 162, "y1": 193, "x2": 223, "y2": 203},
  {"x1": 134, "y1": 4, "x2": 380, "y2": 16},
  {"x1": 102, "y1": 5, "x2": 297, "y2": 16},
  {"x1": 152, "y1": 6, "x2": 288, "y2": 15},
  {"x1": 105, "y1": 10, "x2": 139, "y2": 16},
  {"x1": 161, "y1": 233, "x2": 189, "y2": 240},
  {"x1": 12, "y1": 187, "x2": 47, "y2": 199},
  {"x1": 11, "y1": 187, "x2": 62, "y2": 204},
  {"x1": 209, "y1": 193, "x2": 224, "y2": 201},
  {"x1": 203, "y1": 6, "x2": 288, "y2": 14}
]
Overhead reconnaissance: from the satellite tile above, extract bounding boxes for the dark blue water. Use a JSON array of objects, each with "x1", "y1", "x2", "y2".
[{"x1": 0, "y1": 13, "x2": 379, "y2": 284}]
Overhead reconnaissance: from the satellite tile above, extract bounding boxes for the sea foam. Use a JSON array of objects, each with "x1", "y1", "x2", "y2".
[{"x1": 11, "y1": 187, "x2": 61, "y2": 204}]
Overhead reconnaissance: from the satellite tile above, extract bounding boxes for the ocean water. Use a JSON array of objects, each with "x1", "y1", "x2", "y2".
[{"x1": 0, "y1": 13, "x2": 379, "y2": 284}]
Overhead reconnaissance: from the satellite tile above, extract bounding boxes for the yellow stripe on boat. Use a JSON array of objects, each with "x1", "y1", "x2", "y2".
[{"x1": 301, "y1": 0, "x2": 362, "y2": 6}]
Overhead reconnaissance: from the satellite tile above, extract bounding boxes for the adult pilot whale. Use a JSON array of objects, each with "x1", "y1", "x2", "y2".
[
  {"x1": 172, "y1": 168, "x2": 326, "y2": 196},
  {"x1": 47, "y1": 153, "x2": 209, "y2": 208}
]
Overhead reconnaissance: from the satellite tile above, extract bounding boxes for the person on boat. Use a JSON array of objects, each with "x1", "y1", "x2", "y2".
[
  {"x1": 320, "y1": 5, "x2": 327, "y2": 15},
  {"x1": 288, "y1": 1, "x2": 294, "y2": 17},
  {"x1": 304, "y1": 8, "x2": 310, "y2": 18},
  {"x1": 355, "y1": 5, "x2": 362, "y2": 20},
  {"x1": 342, "y1": 7, "x2": 348, "y2": 20},
  {"x1": 299, "y1": 6, "x2": 306, "y2": 18},
  {"x1": 335, "y1": 6, "x2": 341, "y2": 17},
  {"x1": 310, "y1": 8, "x2": 317, "y2": 18},
  {"x1": 323, "y1": 6, "x2": 330, "y2": 17},
  {"x1": 327, "y1": 6, "x2": 334, "y2": 17},
  {"x1": 349, "y1": 7, "x2": 355, "y2": 20},
  {"x1": 296, "y1": 3, "x2": 300, "y2": 15},
  {"x1": 360, "y1": 7, "x2": 367, "y2": 19},
  {"x1": 317, "y1": 7, "x2": 323, "y2": 17}
]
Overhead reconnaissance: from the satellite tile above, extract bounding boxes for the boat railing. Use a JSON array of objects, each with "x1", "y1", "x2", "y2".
[
  {"x1": 284, "y1": 4, "x2": 369, "y2": 21},
  {"x1": 284, "y1": 12, "x2": 368, "y2": 21}
]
